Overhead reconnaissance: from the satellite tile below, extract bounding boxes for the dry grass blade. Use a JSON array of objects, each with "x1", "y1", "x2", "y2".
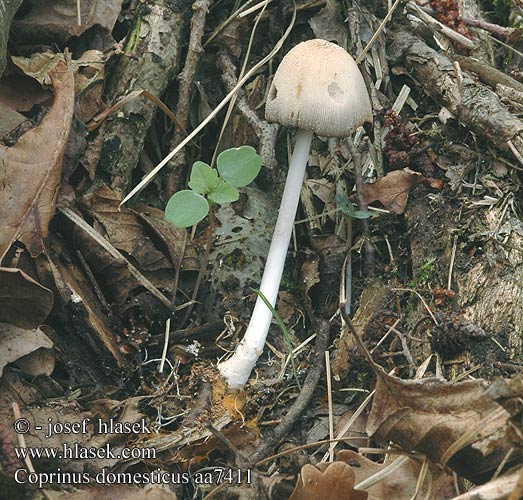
[{"x1": 88, "y1": 89, "x2": 186, "y2": 133}]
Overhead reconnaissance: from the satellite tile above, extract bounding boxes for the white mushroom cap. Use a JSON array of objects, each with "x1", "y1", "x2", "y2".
[{"x1": 265, "y1": 39, "x2": 372, "y2": 137}]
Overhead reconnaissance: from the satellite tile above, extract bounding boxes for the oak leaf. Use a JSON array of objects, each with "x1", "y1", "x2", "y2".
[
  {"x1": 289, "y1": 462, "x2": 368, "y2": 500},
  {"x1": 337, "y1": 450, "x2": 455, "y2": 500}
]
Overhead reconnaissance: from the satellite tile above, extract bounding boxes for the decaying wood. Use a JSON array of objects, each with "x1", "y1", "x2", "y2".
[
  {"x1": 458, "y1": 209, "x2": 523, "y2": 360},
  {"x1": 388, "y1": 26, "x2": 523, "y2": 166},
  {"x1": 96, "y1": 0, "x2": 186, "y2": 194},
  {"x1": 167, "y1": 0, "x2": 212, "y2": 196}
]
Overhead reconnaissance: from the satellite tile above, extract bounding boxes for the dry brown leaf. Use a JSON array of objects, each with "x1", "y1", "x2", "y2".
[
  {"x1": 14, "y1": 346, "x2": 55, "y2": 377},
  {"x1": 134, "y1": 204, "x2": 200, "y2": 272},
  {"x1": 0, "y1": 323, "x2": 53, "y2": 376},
  {"x1": 367, "y1": 374, "x2": 522, "y2": 483},
  {"x1": 0, "y1": 74, "x2": 52, "y2": 112},
  {"x1": 337, "y1": 450, "x2": 455, "y2": 500},
  {"x1": 362, "y1": 169, "x2": 424, "y2": 214},
  {"x1": 0, "y1": 267, "x2": 54, "y2": 329},
  {"x1": 81, "y1": 186, "x2": 174, "y2": 281},
  {"x1": 289, "y1": 462, "x2": 368, "y2": 500},
  {"x1": 0, "y1": 58, "x2": 74, "y2": 258},
  {"x1": 11, "y1": 0, "x2": 124, "y2": 44}
]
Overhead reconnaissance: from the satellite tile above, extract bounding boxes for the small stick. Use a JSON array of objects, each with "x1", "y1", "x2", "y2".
[
  {"x1": 167, "y1": 0, "x2": 213, "y2": 196},
  {"x1": 419, "y1": 5, "x2": 520, "y2": 40},
  {"x1": 238, "y1": 0, "x2": 271, "y2": 17},
  {"x1": 178, "y1": 208, "x2": 216, "y2": 328},
  {"x1": 158, "y1": 318, "x2": 170, "y2": 374},
  {"x1": 121, "y1": 7, "x2": 297, "y2": 206},
  {"x1": 448, "y1": 234, "x2": 457, "y2": 290},
  {"x1": 321, "y1": 390, "x2": 375, "y2": 461},
  {"x1": 325, "y1": 351, "x2": 335, "y2": 462},
  {"x1": 406, "y1": 2, "x2": 476, "y2": 49}
]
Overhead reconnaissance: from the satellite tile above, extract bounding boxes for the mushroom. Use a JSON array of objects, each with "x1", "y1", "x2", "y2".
[{"x1": 218, "y1": 39, "x2": 372, "y2": 388}]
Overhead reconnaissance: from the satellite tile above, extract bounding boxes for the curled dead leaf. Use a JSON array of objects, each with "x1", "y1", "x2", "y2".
[
  {"x1": 289, "y1": 462, "x2": 368, "y2": 500},
  {"x1": 362, "y1": 169, "x2": 424, "y2": 214},
  {"x1": 0, "y1": 323, "x2": 53, "y2": 376},
  {"x1": 0, "y1": 58, "x2": 74, "y2": 258},
  {"x1": 367, "y1": 373, "x2": 522, "y2": 483}
]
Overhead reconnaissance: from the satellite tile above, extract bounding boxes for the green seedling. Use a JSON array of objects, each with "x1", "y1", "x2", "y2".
[
  {"x1": 335, "y1": 194, "x2": 372, "y2": 220},
  {"x1": 165, "y1": 146, "x2": 262, "y2": 228}
]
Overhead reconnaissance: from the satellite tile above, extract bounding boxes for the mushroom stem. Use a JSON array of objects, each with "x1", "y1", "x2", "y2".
[{"x1": 218, "y1": 129, "x2": 314, "y2": 388}]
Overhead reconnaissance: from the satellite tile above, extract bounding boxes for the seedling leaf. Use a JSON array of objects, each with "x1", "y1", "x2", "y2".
[
  {"x1": 188, "y1": 161, "x2": 219, "y2": 194},
  {"x1": 217, "y1": 146, "x2": 262, "y2": 187},
  {"x1": 208, "y1": 180, "x2": 239, "y2": 204},
  {"x1": 336, "y1": 194, "x2": 371, "y2": 219},
  {"x1": 165, "y1": 190, "x2": 209, "y2": 228}
]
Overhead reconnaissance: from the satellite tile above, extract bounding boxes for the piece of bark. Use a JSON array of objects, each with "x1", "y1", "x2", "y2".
[
  {"x1": 388, "y1": 26, "x2": 523, "y2": 165},
  {"x1": 97, "y1": 0, "x2": 187, "y2": 195}
]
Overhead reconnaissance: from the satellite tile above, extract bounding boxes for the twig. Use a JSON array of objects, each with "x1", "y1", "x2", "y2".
[
  {"x1": 406, "y1": 2, "x2": 476, "y2": 49},
  {"x1": 255, "y1": 436, "x2": 374, "y2": 467},
  {"x1": 76, "y1": 0, "x2": 81, "y2": 25},
  {"x1": 206, "y1": 424, "x2": 248, "y2": 465},
  {"x1": 239, "y1": 0, "x2": 271, "y2": 17},
  {"x1": 392, "y1": 288, "x2": 439, "y2": 325},
  {"x1": 211, "y1": 0, "x2": 270, "y2": 167},
  {"x1": 325, "y1": 351, "x2": 334, "y2": 462},
  {"x1": 448, "y1": 468, "x2": 520, "y2": 499},
  {"x1": 390, "y1": 326, "x2": 416, "y2": 373},
  {"x1": 75, "y1": 250, "x2": 110, "y2": 311},
  {"x1": 216, "y1": 50, "x2": 277, "y2": 169},
  {"x1": 167, "y1": 0, "x2": 212, "y2": 197},
  {"x1": 158, "y1": 318, "x2": 170, "y2": 373},
  {"x1": 248, "y1": 319, "x2": 330, "y2": 465},
  {"x1": 418, "y1": 4, "x2": 521, "y2": 40},
  {"x1": 321, "y1": 390, "x2": 375, "y2": 462},
  {"x1": 178, "y1": 208, "x2": 215, "y2": 328},
  {"x1": 448, "y1": 234, "x2": 457, "y2": 290}
]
